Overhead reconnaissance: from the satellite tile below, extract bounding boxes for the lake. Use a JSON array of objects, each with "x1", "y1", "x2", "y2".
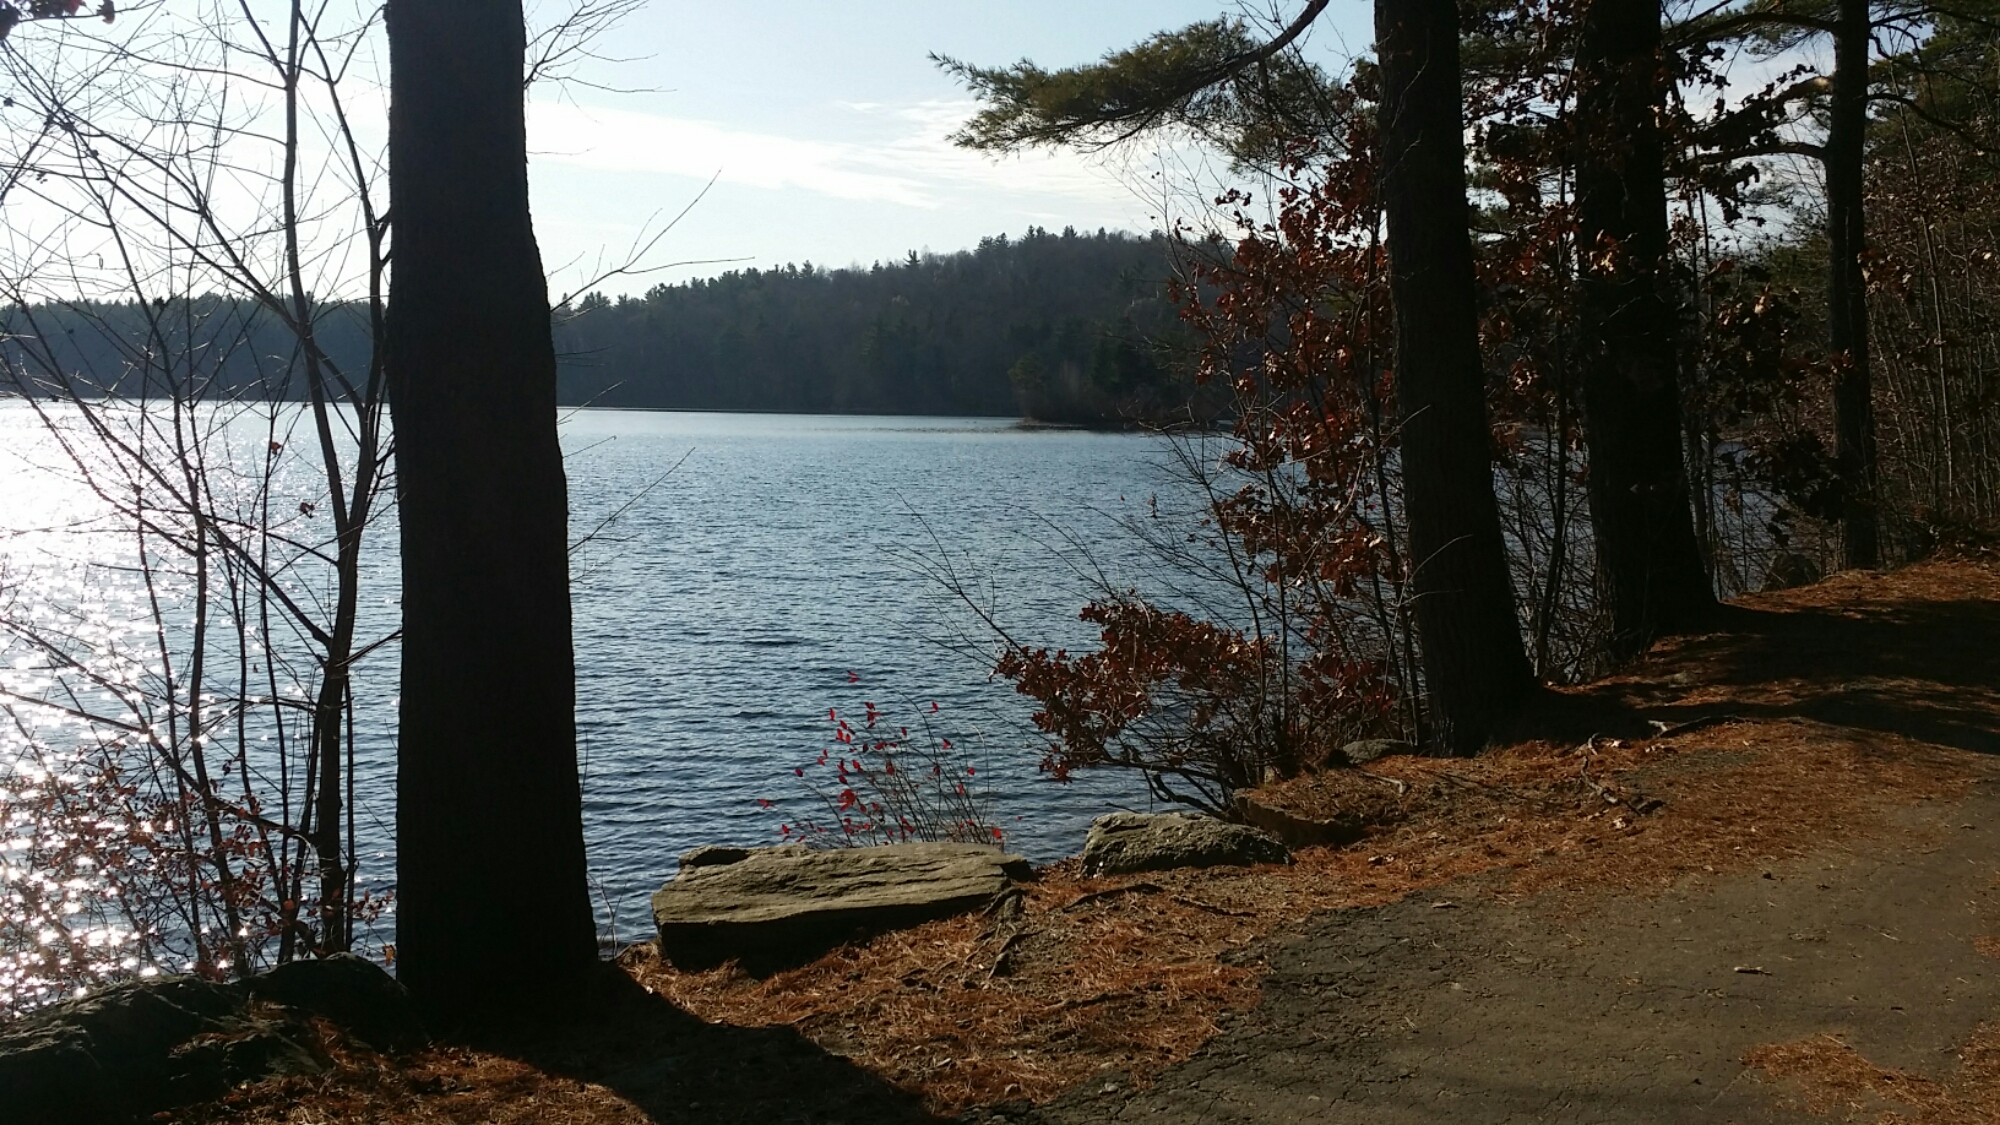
[
  {"x1": 559, "y1": 411, "x2": 1179, "y2": 940},
  {"x1": 0, "y1": 404, "x2": 1180, "y2": 958}
]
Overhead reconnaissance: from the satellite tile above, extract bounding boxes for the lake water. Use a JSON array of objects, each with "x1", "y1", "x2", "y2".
[
  {"x1": 558, "y1": 411, "x2": 1177, "y2": 939},
  {"x1": 0, "y1": 404, "x2": 1178, "y2": 958}
]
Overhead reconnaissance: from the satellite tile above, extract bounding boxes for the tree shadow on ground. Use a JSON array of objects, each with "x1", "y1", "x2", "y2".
[
  {"x1": 473, "y1": 971, "x2": 944, "y2": 1125},
  {"x1": 1516, "y1": 594, "x2": 2000, "y2": 756}
]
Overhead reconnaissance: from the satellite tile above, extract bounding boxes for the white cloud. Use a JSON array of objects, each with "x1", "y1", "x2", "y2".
[
  {"x1": 526, "y1": 98, "x2": 1141, "y2": 212},
  {"x1": 528, "y1": 101, "x2": 932, "y2": 206}
]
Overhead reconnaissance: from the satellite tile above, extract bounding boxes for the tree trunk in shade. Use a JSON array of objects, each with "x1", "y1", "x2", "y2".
[
  {"x1": 1374, "y1": 0, "x2": 1535, "y2": 754},
  {"x1": 1827, "y1": 0, "x2": 1879, "y2": 568},
  {"x1": 386, "y1": 0, "x2": 599, "y2": 1021},
  {"x1": 1574, "y1": 0, "x2": 1717, "y2": 656}
]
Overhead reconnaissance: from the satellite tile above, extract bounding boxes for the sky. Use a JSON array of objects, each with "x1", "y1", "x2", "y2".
[
  {"x1": 0, "y1": 1, "x2": 1816, "y2": 307},
  {"x1": 524, "y1": 2, "x2": 1378, "y2": 299}
]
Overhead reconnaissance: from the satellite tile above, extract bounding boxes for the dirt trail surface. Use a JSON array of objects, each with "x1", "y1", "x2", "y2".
[{"x1": 1006, "y1": 787, "x2": 2000, "y2": 1124}]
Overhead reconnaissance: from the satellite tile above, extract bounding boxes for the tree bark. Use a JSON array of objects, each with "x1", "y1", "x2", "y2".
[
  {"x1": 1573, "y1": 0, "x2": 1717, "y2": 656},
  {"x1": 1375, "y1": 0, "x2": 1535, "y2": 754},
  {"x1": 1827, "y1": 0, "x2": 1879, "y2": 567},
  {"x1": 386, "y1": 0, "x2": 599, "y2": 1020}
]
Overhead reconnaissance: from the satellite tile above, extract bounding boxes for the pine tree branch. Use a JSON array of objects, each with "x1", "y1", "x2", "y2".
[
  {"x1": 1669, "y1": 8, "x2": 1838, "y2": 49},
  {"x1": 1692, "y1": 140, "x2": 1829, "y2": 164},
  {"x1": 936, "y1": 0, "x2": 1333, "y2": 152},
  {"x1": 1868, "y1": 91, "x2": 1996, "y2": 153}
]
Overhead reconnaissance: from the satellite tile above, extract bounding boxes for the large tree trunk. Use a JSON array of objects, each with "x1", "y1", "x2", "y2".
[
  {"x1": 386, "y1": 0, "x2": 599, "y2": 1021},
  {"x1": 1827, "y1": 0, "x2": 1879, "y2": 568},
  {"x1": 1573, "y1": 0, "x2": 1716, "y2": 657},
  {"x1": 1374, "y1": 0, "x2": 1535, "y2": 754}
]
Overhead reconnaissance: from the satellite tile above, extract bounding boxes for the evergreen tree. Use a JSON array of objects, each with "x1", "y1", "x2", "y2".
[
  {"x1": 1574, "y1": 0, "x2": 1717, "y2": 652},
  {"x1": 386, "y1": 0, "x2": 598, "y2": 1022},
  {"x1": 1375, "y1": 0, "x2": 1537, "y2": 750},
  {"x1": 1668, "y1": 0, "x2": 2000, "y2": 565},
  {"x1": 937, "y1": 0, "x2": 1719, "y2": 676}
]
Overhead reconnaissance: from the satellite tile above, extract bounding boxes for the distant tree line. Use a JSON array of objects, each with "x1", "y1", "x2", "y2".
[
  {"x1": 553, "y1": 226, "x2": 1195, "y2": 424},
  {"x1": 4, "y1": 228, "x2": 1198, "y2": 426},
  {"x1": 0, "y1": 297, "x2": 374, "y2": 400}
]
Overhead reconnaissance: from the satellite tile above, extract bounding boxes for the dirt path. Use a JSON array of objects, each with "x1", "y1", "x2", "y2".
[{"x1": 1001, "y1": 778, "x2": 2000, "y2": 1125}]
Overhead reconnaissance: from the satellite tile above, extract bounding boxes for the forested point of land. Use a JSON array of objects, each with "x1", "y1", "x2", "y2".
[
  {"x1": 552, "y1": 226, "x2": 1193, "y2": 424},
  {"x1": 0, "y1": 227, "x2": 1195, "y2": 427}
]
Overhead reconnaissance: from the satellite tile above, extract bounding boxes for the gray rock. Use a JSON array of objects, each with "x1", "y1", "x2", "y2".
[
  {"x1": 1232, "y1": 794, "x2": 1367, "y2": 848},
  {"x1": 677, "y1": 844, "x2": 760, "y2": 871},
  {"x1": 1080, "y1": 812, "x2": 1290, "y2": 877},
  {"x1": 0, "y1": 955, "x2": 426, "y2": 1124},
  {"x1": 1763, "y1": 551, "x2": 1824, "y2": 591},
  {"x1": 0, "y1": 975, "x2": 320, "y2": 1125},
  {"x1": 249, "y1": 953, "x2": 425, "y2": 1053},
  {"x1": 652, "y1": 841, "x2": 1032, "y2": 972},
  {"x1": 1337, "y1": 739, "x2": 1408, "y2": 766}
]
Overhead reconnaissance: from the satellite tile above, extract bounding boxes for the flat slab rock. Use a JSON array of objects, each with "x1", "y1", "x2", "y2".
[
  {"x1": 1081, "y1": 812, "x2": 1290, "y2": 877},
  {"x1": 1232, "y1": 793, "x2": 1368, "y2": 849},
  {"x1": 1336, "y1": 738, "x2": 1408, "y2": 766},
  {"x1": 652, "y1": 841, "x2": 1031, "y2": 972}
]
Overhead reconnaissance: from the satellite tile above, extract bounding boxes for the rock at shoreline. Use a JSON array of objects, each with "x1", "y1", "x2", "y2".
[
  {"x1": 1764, "y1": 552, "x2": 1824, "y2": 591},
  {"x1": 1080, "y1": 812, "x2": 1290, "y2": 877},
  {"x1": 1335, "y1": 739, "x2": 1408, "y2": 766},
  {"x1": 0, "y1": 977, "x2": 318, "y2": 1125},
  {"x1": 0, "y1": 956, "x2": 419, "y2": 1125},
  {"x1": 677, "y1": 843, "x2": 765, "y2": 872},
  {"x1": 248, "y1": 953, "x2": 425, "y2": 1054},
  {"x1": 1232, "y1": 794, "x2": 1369, "y2": 849},
  {"x1": 651, "y1": 842, "x2": 1032, "y2": 972}
]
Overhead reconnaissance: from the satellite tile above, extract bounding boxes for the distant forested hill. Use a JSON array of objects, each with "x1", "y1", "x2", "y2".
[
  {"x1": 553, "y1": 226, "x2": 1197, "y2": 423},
  {"x1": 0, "y1": 298, "x2": 375, "y2": 400},
  {"x1": 1, "y1": 228, "x2": 1199, "y2": 424}
]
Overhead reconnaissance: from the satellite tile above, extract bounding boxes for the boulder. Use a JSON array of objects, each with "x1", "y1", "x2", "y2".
[
  {"x1": 0, "y1": 955, "x2": 424, "y2": 1125},
  {"x1": 1080, "y1": 812, "x2": 1290, "y2": 877},
  {"x1": 1763, "y1": 552, "x2": 1824, "y2": 592},
  {"x1": 651, "y1": 842, "x2": 1032, "y2": 972},
  {"x1": 1335, "y1": 739, "x2": 1408, "y2": 766},
  {"x1": 0, "y1": 976, "x2": 319, "y2": 1125},
  {"x1": 677, "y1": 843, "x2": 763, "y2": 872},
  {"x1": 248, "y1": 953, "x2": 425, "y2": 1053},
  {"x1": 1232, "y1": 793, "x2": 1368, "y2": 849}
]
